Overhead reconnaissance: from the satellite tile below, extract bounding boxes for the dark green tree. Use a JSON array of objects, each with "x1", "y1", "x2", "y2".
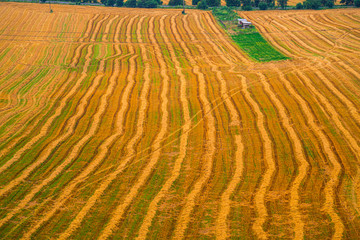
[
  {"x1": 168, "y1": 0, "x2": 183, "y2": 5},
  {"x1": 340, "y1": 0, "x2": 353, "y2": 5},
  {"x1": 355, "y1": 0, "x2": 360, "y2": 6},
  {"x1": 325, "y1": 0, "x2": 333, "y2": 7},
  {"x1": 296, "y1": 2, "x2": 303, "y2": 8},
  {"x1": 303, "y1": 0, "x2": 320, "y2": 9},
  {"x1": 265, "y1": 0, "x2": 275, "y2": 7},
  {"x1": 277, "y1": 0, "x2": 287, "y2": 8},
  {"x1": 125, "y1": 0, "x2": 137, "y2": 7},
  {"x1": 116, "y1": 0, "x2": 124, "y2": 6},
  {"x1": 241, "y1": 4, "x2": 252, "y2": 9},
  {"x1": 259, "y1": 1, "x2": 268, "y2": 9},
  {"x1": 226, "y1": 0, "x2": 241, "y2": 6},
  {"x1": 241, "y1": 0, "x2": 252, "y2": 9},
  {"x1": 206, "y1": 0, "x2": 220, "y2": 7},
  {"x1": 197, "y1": 0, "x2": 208, "y2": 8},
  {"x1": 137, "y1": 0, "x2": 158, "y2": 7},
  {"x1": 106, "y1": 0, "x2": 116, "y2": 6},
  {"x1": 193, "y1": 0, "x2": 201, "y2": 4}
]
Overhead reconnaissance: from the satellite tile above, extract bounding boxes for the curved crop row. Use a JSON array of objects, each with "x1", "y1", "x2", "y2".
[{"x1": 1, "y1": 4, "x2": 360, "y2": 239}]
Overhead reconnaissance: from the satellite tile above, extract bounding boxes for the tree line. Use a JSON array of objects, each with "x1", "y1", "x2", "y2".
[{"x1": 40, "y1": 0, "x2": 360, "y2": 9}]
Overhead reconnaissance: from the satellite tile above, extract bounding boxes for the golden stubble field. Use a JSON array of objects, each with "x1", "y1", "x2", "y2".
[{"x1": 0, "y1": 3, "x2": 359, "y2": 239}]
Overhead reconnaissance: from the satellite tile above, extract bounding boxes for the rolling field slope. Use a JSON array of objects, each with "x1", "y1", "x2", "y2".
[{"x1": 0, "y1": 3, "x2": 359, "y2": 239}]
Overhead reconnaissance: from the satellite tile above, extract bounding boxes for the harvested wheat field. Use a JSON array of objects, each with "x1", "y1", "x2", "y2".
[{"x1": 0, "y1": 2, "x2": 359, "y2": 239}]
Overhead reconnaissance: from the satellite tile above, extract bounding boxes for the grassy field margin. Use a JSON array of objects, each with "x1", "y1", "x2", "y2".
[{"x1": 212, "y1": 7, "x2": 289, "y2": 62}]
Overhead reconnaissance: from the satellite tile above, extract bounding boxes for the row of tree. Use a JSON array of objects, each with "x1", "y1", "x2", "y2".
[
  {"x1": 185, "y1": 0, "x2": 279, "y2": 9},
  {"x1": 199, "y1": 0, "x2": 360, "y2": 10},
  {"x1": 101, "y1": 0, "x2": 162, "y2": 7},
  {"x1": 296, "y1": 0, "x2": 360, "y2": 9},
  {"x1": 48, "y1": 0, "x2": 360, "y2": 9},
  {"x1": 225, "y1": 0, "x2": 282, "y2": 9}
]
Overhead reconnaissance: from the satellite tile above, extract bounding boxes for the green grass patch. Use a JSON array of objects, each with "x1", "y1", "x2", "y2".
[
  {"x1": 212, "y1": 7, "x2": 289, "y2": 62},
  {"x1": 231, "y1": 32, "x2": 289, "y2": 62}
]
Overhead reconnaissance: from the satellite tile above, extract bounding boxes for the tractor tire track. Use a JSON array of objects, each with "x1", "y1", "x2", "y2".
[
  {"x1": 291, "y1": 17, "x2": 334, "y2": 48},
  {"x1": 21, "y1": 50, "x2": 137, "y2": 240},
  {"x1": 57, "y1": 15, "x2": 148, "y2": 239},
  {"x1": 0, "y1": 17, "x2": 128, "y2": 229},
  {"x1": 294, "y1": 69, "x2": 345, "y2": 240},
  {"x1": 320, "y1": 14, "x2": 360, "y2": 41},
  {"x1": 98, "y1": 14, "x2": 170, "y2": 240},
  {"x1": 281, "y1": 17, "x2": 334, "y2": 54},
  {"x1": 325, "y1": 61, "x2": 360, "y2": 106},
  {"x1": 0, "y1": 14, "x2": 111, "y2": 195},
  {"x1": 0, "y1": 13, "x2": 98, "y2": 160},
  {"x1": 20, "y1": 16, "x2": 139, "y2": 240},
  {"x1": 240, "y1": 74, "x2": 275, "y2": 240},
  {"x1": 192, "y1": 14, "x2": 240, "y2": 126},
  {"x1": 313, "y1": 69, "x2": 360, "y2": 128},
  {"x1": 291, "y1": 16, "x2": 360, "y2": 103},
  {"x1": 263, "y1": 70, "x2": 309, "y2": 240},
  {"x1": 135, "y1": 14, "x2": 191, "y2": 240},
  {"x1": 242, "y1": 14, "x2": 298, "y2": 58},
  {"x1": 202, "y1": 12, "x2": 250, "y2": 65},
  {"x1": 309, "y1": 14, "x2": 360, "y2": 49},
  {"x1": 256, "y1": 15, "x2": 316, "y2": 58},
  {"x1": 270, "y1": 20, "x2": 324, "y2": 56},
  {"x1": 297, "y1": 66, "x2": 360, "y2": 221},
  {"x1": 270, "y1": 64, "x2": 346, "y2": 239},
  {"x1": 310, "y1": 14, "x2": 360, "y2": 80},
  {"x1": 0, "y1": 57, "x2": 80, "y2": 160},
  {"x1": 278, "y1": 15, "x2": 360, "y2": 126},
  {"x1": 0, "y1": 45, "x2": 92, "y2": 177},
  {"x1": 0, "y1": 44, "x2": 101, "y2": 198},
  {"x1": 172, "y1": 14, "x2": 216, "y2": 240}
]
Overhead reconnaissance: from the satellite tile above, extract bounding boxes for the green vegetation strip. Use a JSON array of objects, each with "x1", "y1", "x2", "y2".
[
  {"x1": 231, "y1": 31, "x2": 289, "y2": 62},
  {"x1": 212, "y1": 7, "x2": 289, "y2": 62}
]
